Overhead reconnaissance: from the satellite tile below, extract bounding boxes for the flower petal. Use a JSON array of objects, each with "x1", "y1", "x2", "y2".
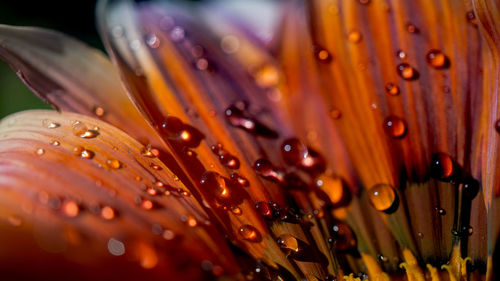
[
  {"x1": 0, "y1": 24, "x2": 164, "y2": 151},
  {"x1": 0, "y1": 110, "x2": 239, "y2": 280}
]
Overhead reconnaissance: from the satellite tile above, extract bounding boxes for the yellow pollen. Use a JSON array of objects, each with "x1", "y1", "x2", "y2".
[
  {"x1": 342, "y1": 273, "x2": 361, "y2": 281},
  {"x1": 361, "y1": 253, "x2": 389, "y2": 281}
]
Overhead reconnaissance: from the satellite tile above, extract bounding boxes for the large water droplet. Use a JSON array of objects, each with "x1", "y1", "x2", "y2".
[
  {"x1": 160, "y1": 116, "x2": 203, "y2": 147},
  {"x1": 277, "y1": 234, "x2": 299, "y2": 252},
  {"x1": 426, "y1": 49, "x2": 449, "y2": 69},
  {"x1": 397, "y1": 63, "x2": 419, "y2": 80},
  {"x1": 430, "y1": 153, "x2": 455, "y2": 180},
  {"x1": 314, "y1": 175, "x2": 350, "y2": 207},
  {"x1": 368, "y1": 184, "x2": 398, "y2": 212},
  {"x1": 239, "y1": 224, "x2": 261, "y2": 242},
  {"x1": 383, "y1": 116, "x2": 407, "y2": 138}
]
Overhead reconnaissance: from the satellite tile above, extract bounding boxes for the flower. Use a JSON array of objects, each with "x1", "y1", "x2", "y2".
[{"x1": 0, "y1": 0, "x2": 498, "y2": 280}]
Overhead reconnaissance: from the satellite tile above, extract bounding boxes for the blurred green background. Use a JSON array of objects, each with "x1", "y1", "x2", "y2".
[{"x1": 0, "y1": 1, "x2": 101, "y2": 119}]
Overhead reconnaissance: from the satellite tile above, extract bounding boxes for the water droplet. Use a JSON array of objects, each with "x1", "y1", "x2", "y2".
[
  {"x1": 73, "y1": 122, "x2": 99, "y2": 138},
  {"x1": 200, "y1": 172, "x2": 237, "y2": 204},
  {"x1": 495, "y1": 119, "x2": 500, "y2": 133},
  {"x1": 162, "y1": 229, "x2": 175, "y2": 240},
  {"x1": 101, "y1": 206, "x2": 116, "y2": 220},
  {"x1": 315, "y1": 48, "x2": 332, "y2": 62},
  {"x1": 277, "y1": 234, "x2": 299, "y2": 252},
  {"x1": 281, "y1": 138, "x2": 326, "y2": 174},
  {"x1": 62, "y1": 200, "x2": 80, "y2": 217},
  {"x1": 231, "y1": 207, "x2": 242, "y2": 216},
  {"x1": 385, "y1": 83, "x2": 400, "y2": 96},
  {"x1": 466, "y1": 11, "x2": 477, "y2": 25},
  {"x1": 230, "y1": 173, "x2": 249, "y2": 187},
  {"x1": 426, "y1": 49, "x2": 449, "y2": 69},
  {"x1": 462, "y1": 177, "x2": 479, "y2": 199},
  {"x1": 239, "y1": 224, "x2": 261, "y2": 242},
  {"x1": 330, "y1": 221, "x2": 356, "y2": 251},
  {"x1": 36, "y1": 148, "x2": 45, "y2": 155},
  {"x1": 170, "y1": 26, "x2": 185, "y2": 42},
  {"x1": 196, "y1": 58, "x2": 209, "y2": 70},
  {"x1": 80, "y1": 148, "x2": 95, "y2": 159},
  {"x1": 106, "y1": 159, "x2": 122, "y2": 170},
  {"x1": 150, "y1": 163, "x2": 162, "y2": 171},
  {"x1": 225, "y1": 105, "x2": 278, "y2": 138},
  {"x1": 368, "y1": 184, "x2": 397, "y2": 212},
  {"x1": 358, "y1": 0, "x2": 370, "y2": 4},
  {"x1": 211, "y1": 144, "x2": 240, "y2": 169},
  {"x1": 253, "y1": 158, "x2": 285, "y2": 183},
  {"x1": 141, "y1": 199, "x2": 154, "y2": 210},
  {"x1": 397, "y1": 63, "x2": 419, "y2": 80},
  {"x1": 254, "y1": 64, "x2": 279, "y2": 88},
  {"x1": 43, "y1": 119, "x2": 60, "y2": 129},
  {"x1": 146, "y1": 34, "x2": 160, "y2": 48},
  {"x1": 108, "y1": 238, "x2": 125, "y2": 256},
  {"x1": 141, "y1": 146, "x2": 159, "y2": 158},
  {"x1": 50, "y1": 140, "x2": 60, "y2": 146},
  {"x1": 160, "y1": 116, "x2": 203, "y2": 147},
  {"x1": 255, "y1": 201, "x2": 273, "y2": 219},
  {"x1": 93, "y1": 106, "x2": 105, "y2": 117},
  {"x1": 430, "y1": 153, "x2": 454, "y2": 180},
  {"x1": 330, "y1": 108, "x2": 342, "y2": 119},
  {"x1": 406, "y1": 23, "x2": 419, "y2": 33},
  {"x1": 347, "y1": 30, "x2": 362, "y2": 43},
  {"x1": 383, "y1": 116, "x2": 407, "y2": 138},
  {"x1": 396, "y1": 50, "x2": 407, "y2": 59},
  {"x1": 435, "y1": 206, "x2": 446, "y2": 215},
  {"x1": 315, "y1": 175, "x2": 350, "y2": 206},
  {"x1": 221, "y1": 35, "x2": 240, "y2": 54}
]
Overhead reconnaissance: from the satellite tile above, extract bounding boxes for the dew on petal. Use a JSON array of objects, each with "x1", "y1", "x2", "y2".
[
  {"x1": 277, "y1": 234, "x2": 299, "y2": 252},
  {"x1": 93, "y1": 106, "x2": 105, "y2": 117},
  {"x1": 36, "y1": 148, "x2": 45, "y2": 155},
  {"x1": 254, "y1": 64, "x2": 279, "y2": 88},
  {"x1": 146, "y1": 34, "x2": 160, "y2": 48},
  {"x1": 239, "y1": 224, "x2": 261, "y2": 242},
  {"x1": 430, "y1": 153, "x2": 454, "y2": 180},
  {"x1": 330, "y1": 221, "x2": 356, "y2": 251},
  {"x1": 436, "y1": 206, "x2": 446, "y2": 215},
  {"x1": 383, "y1": 116, "x2": 407, "y2": 138},
  {"x1": 315, "y1": 48, "x2": 332, "y2": 62},
  {"x1": 43, "y1": 119, "x2": 60, "y2": 129},
  {"x1": 141, "y1": 199, "x2": 154, "y2": 210},
  {"x1": 162, "y1": 229, "x2": 175, "y2": 240},
  {"x1": 220, "y1": 35, "x2": 240, "y2": 54},
  {"x1": 368, "y1": 184, "x2": 397, "y2": 212},
  {"x1": 225, "y1": 105, "x2": 278, "y2": 138},
  {"x1": 385, "y1": 83, "x2": 400, "y2": 96},
  {"x1": 255, "y1": 201, "x2": 272, "y2": 219},
  {"x1": 106, "y1": 159, "x2": 122, "y2": 170},
  {"x1": 50, "y1": 140, "x2": 60, "y2": 146},
  {"x1": 62, "y1": 200, "x2": 80, "y2": 217},
  {"x1": 108, "y1": 238, "x2": 125, "y2": 256},
  {"x1": 406, "y1": 23, "x2": 419, "y2": 33},
  {"x1": 397, "y1": 63, "x2": 419, "y2": 80},
  {"x1": 170, "y1": 26, "x2": 185, "y2": 42},
  {"x1": 396, "y1": 50, "x2": 407, "y2": 59},
  {"x1": 254, "y1": 158, "x2": 285, "y2": 183},
  {"x1": 99, "y1": 205, "x2": 115, "y2": 220},
  {"x1": 231, "y1": 207, "x2": 242, "y2": 216},
  {"x1": 426, "y1": 49, "x2": 449, "y2": 69},
  {"x1": 330, "y1": 108, "x2": 342, "y2": 119},
  {"x1": 466, "y1": 11, "x2": 477, "y2": 25},
  {"x1": 230, "y1": 172, "x2": 249, "y2": 187},
  {"x1": 315, "y1": 175, "x2": 348, "y2": 206},
  {"x1": 347, "y1": 30, "x2": 362, "y2": 43}
]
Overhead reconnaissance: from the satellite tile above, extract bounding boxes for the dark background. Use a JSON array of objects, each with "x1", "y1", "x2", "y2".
[{"x1": 0, "y1": 1, "x2": 101, "y2": 118}]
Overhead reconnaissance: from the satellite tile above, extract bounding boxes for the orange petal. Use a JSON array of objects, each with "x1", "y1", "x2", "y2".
[{"x1": 0, "y1": 110, "x2": 239, "y2": 280}]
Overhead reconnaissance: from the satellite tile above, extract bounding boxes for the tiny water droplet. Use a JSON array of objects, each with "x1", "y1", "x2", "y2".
[
  {"x1": 170, "y1": 26, "x2": 185, "y2": 42},
  {"x1": 331, "y1": 221, "x2": 357, "y2": 251},
  {"x1": 162, "y1": 229, "x2": 175, "y2": 240},
  {"x1": 62, "y1": 200, "x2": 80, "y2": 217},
  {"x1": 385, "y1": 83, "x2": 400, "y2": 96},
  {"x1": 106, "y1": 159, "x2": 122, "y2": 170},
  {"x1": 108, "y1": 238, "x2": 125, "y2": 256},
  {"x1": 150, "y1": 163, "x2": 162, "y2": 170},
  {"x1": 330, "y1": 108, "x2": 342, "y2": 119},
  {"x1": 50, "y1": 140, "x2": 60, "y2": 146},
  {"x1": 196, "y1": 58, "x2": 209, "y2": 70},
  {"x1": 141, "y1": 199, "x2": 154, "y2": 210},
  {"x1": 255, "y1": 201, "x2": 272, "y2": 219},
  {"x1": 36, "y1": 148, "x2": 45, "y2": 155},
  {"x1": 383, "y1": 116, "x2": 407, "y2": 138},
  {"x1": 397, "y1": 63, "x2": 419, "y2": 80},
  {"x1": 368, "y1": 184, "x2": 397, "y2": 212},
  {"x1": 396, "y1": 50, "x2": 407, "y2": 59},
  {"x1": 231, "y1": 207, "x2": 242, "y2": 216},
  {"x1": 406, "y1": 23, "x2": 419, "y2": 33},
  {"x1": 230, "y1": 173, "x2": 249, "y2": 187},
  {"x1": 358, "y1": 0, "x2": 370, "y2": 5},
  {"x1": 239, "y1": 224, "x2": 261, "y2": 242},
  {"x1": 146, "y1": 34, "x2": 160, "y2": 48},
  {"x1": 466, "y1": 11, "x2": 477, "y2": 25},
  {"x1": 43, "y1": 119, "x2": 60, "y2": 129},
  {"x1": 101, "y1": 206, "x2": 116, "y2": 220},
  {"x1": 436, "y1": 206, "x2": 446, "y2": 215},
  {"x1": 426, "y1": 49, "x2": 449, "y2": 69},
  {"x1": 221, "y1": 35, "x2": 240, "y2": 54},
  {"x1": 254, "y1": 64, "x2": 279, "y2": 88},
  {"x1": 315, "y1": 48, "x2": 332, "y2": 62},
  {"x1": 315, "y1": 175, "x2": 349, "y2": 206},
  {"x1": 347, "y1": 30, "x2": 362, "y2": 43},
  {"x1": 141, "y1": 146, "x2": 158, "y2": 158},
  {"x1": 93, "y1": 106, "x2": 105, "y2": 117}
]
